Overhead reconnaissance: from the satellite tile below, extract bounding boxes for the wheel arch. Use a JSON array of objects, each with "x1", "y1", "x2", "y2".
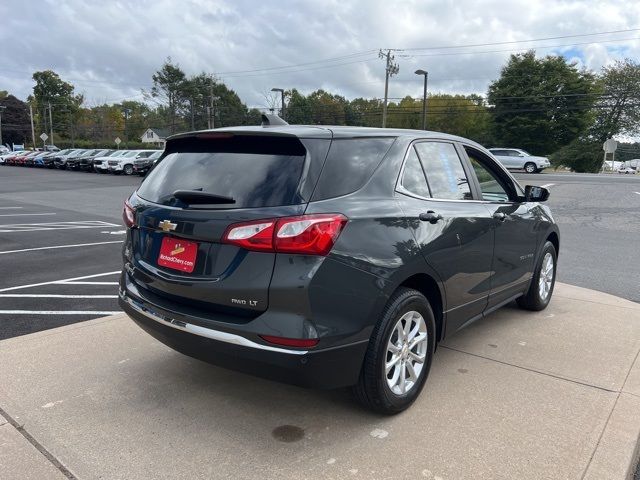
[
  {"x1": 395, "y1": 273, "x2": 444, "y2": 344},
  {"x1": 546, "y1": 230, "x2": 559, "y2": 257}
]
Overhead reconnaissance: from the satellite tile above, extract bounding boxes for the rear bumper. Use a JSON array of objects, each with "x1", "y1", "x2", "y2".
[{"x1": 119, "y1": 286, "x2": 368, "y2": 389}]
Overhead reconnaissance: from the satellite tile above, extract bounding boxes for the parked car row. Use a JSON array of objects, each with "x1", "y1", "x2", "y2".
[{"x1": 0, "y1": 148, "x2": 162, "y2": 176}]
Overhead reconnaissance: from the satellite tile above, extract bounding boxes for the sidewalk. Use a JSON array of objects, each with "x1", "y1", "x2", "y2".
[{"x1": 1, "y1": 283, "x2": 639, "y2": 480}]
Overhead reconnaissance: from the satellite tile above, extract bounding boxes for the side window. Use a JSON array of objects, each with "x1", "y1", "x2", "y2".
[
  {"x1": 414, "y1": 142, "x2": 472, "y2": 200},
  {"x1": 312, "y1": 137, "x2": 395, "y2": 201},
  {"x1": 465, "y1": 147, "x2": 512, "y2": 202},
  {"x1": 401, "y1": 147, "x2": 430, "y2": 198}
]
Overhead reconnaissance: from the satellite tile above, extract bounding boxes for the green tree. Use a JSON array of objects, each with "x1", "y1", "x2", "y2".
[
  {"x1": 29, "y1": 70, "x2": 83, "y2": 142},
  {"x1": 0, "y1": 95, "x2": 31, "y2": 146},
  {"x1": 150, "y1": 58, "x2": 188, "y2": 133},
  {"x1": 591, "y1": 59, "x2": 640, "y2": 142},
  {"x1": 488, "y1": 51, "x2": 596, "y2": 155},
  {"x1": 550, "y1": 139, "x2": 602, "y2": 172}
]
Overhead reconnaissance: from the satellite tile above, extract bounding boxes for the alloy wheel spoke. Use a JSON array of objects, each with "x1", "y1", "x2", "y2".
[
  {"x1": 409, "y1": 333, "x2": 427, "y2": 350},
  {"x1": 386, "y1": 354, "x2": 401, "y2": 373},
  {"x1": 409, "y1": 351, "x2": 426, "y2": 364},
  {"x1": 406, "y1": 360, "x2": 418, "y2": 382}
]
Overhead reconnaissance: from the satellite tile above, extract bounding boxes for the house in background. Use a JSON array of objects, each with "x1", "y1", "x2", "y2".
[{"x1": 141, "y1": 128, "x2": 169, "y2": 146}]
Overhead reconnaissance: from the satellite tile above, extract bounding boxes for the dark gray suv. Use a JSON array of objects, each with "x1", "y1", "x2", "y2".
[{"x1": 119, "y1": 116, "x2": 559, "y2": 414}]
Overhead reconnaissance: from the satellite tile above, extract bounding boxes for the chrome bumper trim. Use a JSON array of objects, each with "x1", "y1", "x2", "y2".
[{"x1": 120, "y1": 291, "x2": 309, "y2": 355}]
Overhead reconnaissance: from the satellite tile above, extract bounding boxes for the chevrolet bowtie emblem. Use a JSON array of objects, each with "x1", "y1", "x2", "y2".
[{"x1": 158, "y1": 220, "x2": 177, "y2": 232}]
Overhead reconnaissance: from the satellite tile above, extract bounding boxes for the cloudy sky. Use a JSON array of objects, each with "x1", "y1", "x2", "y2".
[{"x1": 2, "y1": 0, "x2": 640, "y2": 109}]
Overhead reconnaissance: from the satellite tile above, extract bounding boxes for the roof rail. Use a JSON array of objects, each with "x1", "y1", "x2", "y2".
[{"x1": 261, "y1": 113, "x2": 289, "y2": 127}]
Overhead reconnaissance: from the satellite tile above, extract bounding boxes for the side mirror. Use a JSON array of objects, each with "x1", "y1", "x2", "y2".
[{"x1": 524, "y1": 185, "x2": 550, "y2": 202}]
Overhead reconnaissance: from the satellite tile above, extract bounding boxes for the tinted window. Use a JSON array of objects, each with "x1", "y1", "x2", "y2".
[
  {"x1": 137, "y1": 135, "x2": 307, "y2": 209},
  {"x1": 312, "y1": 137, "x2": 395, "y2": 200},
  {"x1": 401, "y1": 147, "x2": 430, "y2": 198},
  {"x1": 414, "y1": 142, "x2": 471, "y2": 200}
]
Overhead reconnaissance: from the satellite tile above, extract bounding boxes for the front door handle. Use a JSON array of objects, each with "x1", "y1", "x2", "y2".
[
  {"x1": 419, "y1": 211, "x2": 443, "y2": 224},
  {"x1": 493, "y1": 212, "x2": 506, "y2": 222}
]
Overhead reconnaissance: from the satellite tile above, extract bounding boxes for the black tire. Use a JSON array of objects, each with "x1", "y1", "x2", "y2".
[
  {"x1": 524, "y1": 162, "x2": 537, "y2": 174},
  {"x1": 353, "y1": 287, "x2": 436, "y2": 414},
  {"x1": 123, "y1": 164, "x2": 133, "y2": 175},
  {"x1": 517, "y1": 241, "x2": 557, "y2": 311}
]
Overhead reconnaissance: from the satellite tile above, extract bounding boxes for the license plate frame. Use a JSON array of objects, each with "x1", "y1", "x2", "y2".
[{"x1": 157, "y1": 237, "x2": 198, "y2": 273}]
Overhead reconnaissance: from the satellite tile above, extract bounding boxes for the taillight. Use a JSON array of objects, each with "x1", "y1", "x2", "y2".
[
  {"x1": 123, "y1": 200, "x2": 136, "y2": 228},
  {"x1": 222, "y1": 214, "x2": 347, "y2": 256}
]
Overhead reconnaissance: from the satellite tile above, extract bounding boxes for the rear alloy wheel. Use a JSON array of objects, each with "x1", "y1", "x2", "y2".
[
  {"x1": 123, "y1": 164, "x2": 134, "y2": 175},
  {"x1": 524, "y1": 162, "x2": 537, "y2": 173},
  {"x1": 353, "y1": 287, "x2": 436, "y2": 414},
  {"x1": 517, "y1": 241, "x2": 557, "y2": 311}
]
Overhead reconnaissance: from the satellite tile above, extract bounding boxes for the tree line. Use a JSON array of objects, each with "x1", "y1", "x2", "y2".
[{"x1": 1, "y1": 51, "x2": 639, "y2": 171}]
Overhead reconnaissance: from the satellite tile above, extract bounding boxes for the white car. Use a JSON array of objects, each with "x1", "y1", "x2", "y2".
[
  {"x1": 107, "y1": 150, "x2": 157, "y2": 175},
  {"x1": 617, "y1": 167, "x2": 637, "y2": 175},
  {"x1": 488, "y1": 148, "x2": 551, "y2": 173},
  {"x1": 94, "y1": 150, "x2": 131, "y2": 173}
]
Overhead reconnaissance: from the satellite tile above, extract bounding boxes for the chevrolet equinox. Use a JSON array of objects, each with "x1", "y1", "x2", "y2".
[{"x1": 119, "y1": 115, "x2": 559, "y2": 414}]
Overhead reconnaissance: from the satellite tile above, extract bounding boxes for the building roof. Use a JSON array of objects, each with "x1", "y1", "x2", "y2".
[{"x1": 145, "y1": 127, "x2": 170, "y2": 139}]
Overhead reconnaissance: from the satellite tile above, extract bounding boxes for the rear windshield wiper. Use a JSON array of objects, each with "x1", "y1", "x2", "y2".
[{"x1": 172, "y1": 190, "x2": 236, "y2": 205}]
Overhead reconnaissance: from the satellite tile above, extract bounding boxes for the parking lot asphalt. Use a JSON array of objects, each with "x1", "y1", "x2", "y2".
[
  {"x1": 513, "y1": 171, "x2": 640, "y2": 303},
  {"x1": 0, "y1": 167, "x2": 141, "y2": 339}
]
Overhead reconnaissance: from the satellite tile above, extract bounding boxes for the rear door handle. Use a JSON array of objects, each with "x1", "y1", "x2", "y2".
[
  {"x1": 419, "y1": 211, "x2": 443, "y2": 224},
  {"x1": 493, "y1": 212, "x2": 506, "y2": 222}
]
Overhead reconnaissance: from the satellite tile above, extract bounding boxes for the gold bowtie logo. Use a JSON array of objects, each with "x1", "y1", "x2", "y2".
[{"x1": 158, "y1": 220, "x2": 177, "y2": 232}]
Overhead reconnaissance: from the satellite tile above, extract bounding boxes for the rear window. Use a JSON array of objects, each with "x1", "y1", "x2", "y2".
[
  {"x1": 311, "y1": 137, "x2": 395, "y2": 200},
  {"x1": 137, "y1": 135, "x2": 308, "y2": 209}
]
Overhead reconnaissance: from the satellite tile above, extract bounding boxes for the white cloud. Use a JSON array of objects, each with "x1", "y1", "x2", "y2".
[{"x1": 1, "y1": 0, "x2": 639, "y2": 108}]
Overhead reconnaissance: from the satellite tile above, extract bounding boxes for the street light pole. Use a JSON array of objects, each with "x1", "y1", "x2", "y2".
[
  {"x1": 415, "y1": 69, "x2": 428, "y2": 130},
  {"x1": 48, "y1": 102, "x2": 54, "y2": 146},
  {"x1": 271, "y1": 88, "x2": 285, "y2": 120},
  {"x1": 0, "y1": 106, "x2": 6, "y2": 146}
]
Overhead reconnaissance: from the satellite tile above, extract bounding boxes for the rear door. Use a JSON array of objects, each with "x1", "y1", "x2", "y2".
[
  {"x1": 396, "y1": 141, "x2": 495, "y2": 334},
  {"x1": 127, "y1": 132, "x2": 331, "y2": 317}
]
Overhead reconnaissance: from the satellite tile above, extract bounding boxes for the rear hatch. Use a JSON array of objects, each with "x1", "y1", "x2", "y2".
[{"x1": 127, "y1": 130, "x2": 331, "y2": 320}]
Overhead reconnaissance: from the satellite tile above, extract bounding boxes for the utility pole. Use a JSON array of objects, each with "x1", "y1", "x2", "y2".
[
  {"x1": 0, "y1": 106, "x2": 6, "y2": 146},
  {"x1": 208, "y1": 95, "x2": 220, "y2": 129},
  {"x1": 271, "y1": 88, "x2": 286, "y2": 120},
  {"x1": 122, "y1": 108, "x2": 131, "y2": 148},
  {"x1": 415, "y1": 69, "x2": 429, "y2": 130},
  {"x1": 189, "y1": 98, "x2": 195, "y2": 130},
  {"x1": 379, "y1": 49, "x2": 399, "y2": 128},
  {"x1": 29, "y1": 105, "x2": 36, "y2": 149},
  {"x1": 48, "y1": 102, "x2": 54, "y2": 146}
]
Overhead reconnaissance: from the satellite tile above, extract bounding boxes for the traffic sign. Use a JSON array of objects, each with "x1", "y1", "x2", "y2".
[
  {"x1": 114, "y1": 137, "x2": 121, "y2": 145},
  {"x1": 603, "y1": 139, "x2": 617, "y2": 153},
  {"x1": 40, "y1": 133, "x2": 48, "y2": 142}
]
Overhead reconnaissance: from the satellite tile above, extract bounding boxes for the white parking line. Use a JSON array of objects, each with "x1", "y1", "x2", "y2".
[
  {"x1": 0, "y1": 213, "x2": 56, "y2": 217},
  {"x1": 61, "y1": 282, "x2": 119, "y2": 285},
  {"x1": 541, "y1": 183, "x2": 555, "y2": 188},
  {"x1": 0, "y1": 294, "x2": 118, "y2": 298},
  {"x1": 0, "y1": 207, "x2": 23, "y2": 210},
  {"x1": 635, "y1": 192, "x2": 640, "y2": 195},
  {"x1": 0, "y1": 220, "x2": 120, "y2": 233},
  {"x1": 0, "y1": 310, "x2": 121, "y2": 315},
  {"x1": 0, "y1": 271, "x2": 120, "y2": 293},
  {"x1": 0, "y1": 240, "x2": 123, "y2": 255}
]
